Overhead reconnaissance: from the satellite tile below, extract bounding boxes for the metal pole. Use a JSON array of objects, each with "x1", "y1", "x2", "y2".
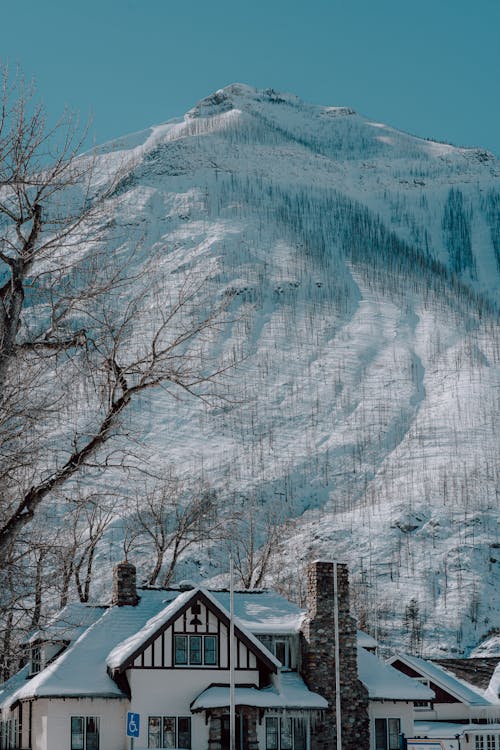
[
  {"x1": 230, "y1": 554, "x2": 236, "y2": 750},
  {"x1": 333, "y1": 562, "x2": 342, "y2": 750}
]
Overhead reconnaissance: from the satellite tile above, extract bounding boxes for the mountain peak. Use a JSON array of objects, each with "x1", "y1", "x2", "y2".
[{"x1": 186, "y1": 83, "x2": 306, "y2": 119}]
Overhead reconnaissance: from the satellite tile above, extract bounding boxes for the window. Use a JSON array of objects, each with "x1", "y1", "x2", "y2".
[
  {"x1": 476, "y1": 738, "x2": 485, "y2": 750},
  {"x1": 174, "y1": 635, "x2": 218, "y2": 666},
  {"x1": 0, "y1": 719, "x2": 17, "y2": 750},
  {"x1": 375, "y1": 718, "x2": 400, "y2": 750},
  {"x1": 256, "y1": 636, "x2": 291, "y2": 667},
  {"x1": 413, "y1": 678, "x2": 432, "y2": 709},
  {"x1": 204, "y1": 635, "x2": 217, "y2": 665},
  {"x1": 31, "y1": 645, "x2": 42, "y2": 674},
  {"x1": 71, "y1": 717, "x2": 99, "y2": 750},
  {"x1": 274, "y1": 640, "x2": 289, "y2": 667},
  {"x1": 265, "y1": 717, "x2": 307, "y2": 750},
  {"x1": 486, "y1": 736, "x2": 499, "y2": 750},
  {"x1": 148, "y1": 717, "x2": 191, "y2": 749},
  {"x1": 189, "y1": 635, "x2": 202, "y2": 665}
]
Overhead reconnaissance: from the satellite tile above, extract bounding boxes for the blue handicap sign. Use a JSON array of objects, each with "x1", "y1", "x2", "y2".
[{"x1": 127, "y1": 712, "x2": 140, "y2": 738}]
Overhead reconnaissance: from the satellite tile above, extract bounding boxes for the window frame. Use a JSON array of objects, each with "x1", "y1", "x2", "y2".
[
  {"x1": 31, "y1": 645, "x2": 42, "y2": 675},
  {"x1": 375, "y1": 718, "x2": 401, "y2": 750},
  {"x1": 148, "y1": 716, "x2": 191, "y2": 749},
  {"x1": 70, "y1": 716, "x2": 100, "y2": 750},
  {"x1": 265, "y1": 716, "x2": 307, "y2": 750},
  {"x1": 413, "y1": 678, "x2": 432, "y2": 709},
  {"x1": 174, "y1": 634, "x2": 219, "y2": 666}
]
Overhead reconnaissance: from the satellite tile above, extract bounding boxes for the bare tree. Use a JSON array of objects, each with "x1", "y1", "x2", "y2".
[
  {"x1": 225, "y1": 496, "x2": 283, "y2": 589},
  {"x1": 0, "y1": 66, "x2": 232, "y2": 553},
  {"x1": 0, "y1": 67, "x2": 233, "y2": 678},
  {"x1": 127, "y1": 473, "x2": 223, "y2": 587}
]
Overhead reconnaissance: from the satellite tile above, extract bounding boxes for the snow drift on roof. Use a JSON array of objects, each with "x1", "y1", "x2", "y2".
[
  {"x1": 391, "y1": 654, "x2": 491, "y2": 706},
  {"x1": 358, "y1": 648, "x2": 434, "y2": 701},
  {"x1": 107, "y1": 587, "x2": 281, "y2": 671},
  {"x1": 191, "y1": 671, "x2": 327, "y2": 711}
]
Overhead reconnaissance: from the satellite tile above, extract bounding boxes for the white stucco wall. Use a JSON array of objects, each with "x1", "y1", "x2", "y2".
[
  {"x1": 368, "y1": 701, "x2": 414, "y2": 750},
  {"x1": 129, "y1": 667, "x2": 260, "y2": 749},
  {"x1": 30, "y1": 697, "x2": 127, "y2": 750}
]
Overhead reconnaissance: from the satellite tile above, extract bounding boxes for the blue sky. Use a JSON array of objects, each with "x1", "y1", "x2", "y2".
[{"x1": 2, "y1": 0, "x2": 499, "y2": 155}]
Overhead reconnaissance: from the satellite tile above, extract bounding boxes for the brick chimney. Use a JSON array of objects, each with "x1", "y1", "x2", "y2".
[
  {"x1": 300, "y1": 560, "x2": 369, "y2": 750},
  {"x1": 112, "y1": 561, "x2": 139, "y2": 607}
]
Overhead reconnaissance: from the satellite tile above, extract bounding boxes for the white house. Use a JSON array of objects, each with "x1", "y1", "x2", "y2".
[
  {"x1": 0, "y1": 560, "x2": 433, "y2": 750},
  {"x1": 388, "y1": 654, "x2": 500, "y2": 750}
]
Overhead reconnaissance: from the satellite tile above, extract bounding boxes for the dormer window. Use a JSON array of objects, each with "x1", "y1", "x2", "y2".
[
  {"x1": 257, "y1": 635, "x2": 291, "y2": 668},
  {"x1": 31, "y1": 645, "x2": 42, "y2": 674}
]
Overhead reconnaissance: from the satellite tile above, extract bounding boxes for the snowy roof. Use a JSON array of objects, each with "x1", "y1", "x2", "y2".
[
  {"x1": 358, "y1": 648, "x2": 434, "y2": 701},
  {"x1": 357, "y1": 630, "x2": 378, "y2": 649},
  {"x1": 389, "y1": 654, "x2": 491, "y2": 706},
  {"x1": 0, "y1": 665, "x2": 30, "y2": 715},
  {"x1": 1, "y1": 590, "x2": 173, "y2": 708},
  {"x1": 484, "y1": 663, "x2": 500, "y2": 703},
  {"x1": 25, "y1": 602, "x2": 105, "y2": 645},
  {"x1": 2, "y1": 587, "x2": 286, "y2": 708},
  {"x1": 191, "y1": 671, "x2": 327, "y2": 711},
  {"x1": 107, "y1": 587, "x2": 281, "y2": 671},
  {"x1": 431, "y1": 658, "x2": 499, "y2": 691},
  {"x1": 414, "y1": 722, "x2": 500, "y2": 738},
  {"x1": 210, "y1": 590, "x2": 305, "y2": 635}
]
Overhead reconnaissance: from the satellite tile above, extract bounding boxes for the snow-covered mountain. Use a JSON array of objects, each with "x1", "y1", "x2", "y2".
[{"x1": 79, "y1": 84, "x2": 499, "y2": 656}]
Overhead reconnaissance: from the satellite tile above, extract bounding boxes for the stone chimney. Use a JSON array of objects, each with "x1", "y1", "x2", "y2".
[
  {"x1": 300, "y1": 560, "x2": 369, "y2": 750},
  {"x1": 112, "y1": 560, "x2": 139, "y2": 607}
]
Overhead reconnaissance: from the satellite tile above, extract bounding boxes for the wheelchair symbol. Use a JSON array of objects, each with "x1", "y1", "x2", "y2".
[{"x1": 127, "y1": 712, "x2": 140, "y2": 738}]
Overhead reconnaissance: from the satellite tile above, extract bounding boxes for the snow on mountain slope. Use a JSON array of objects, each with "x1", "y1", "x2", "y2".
[{"x1": 66, "y1": 84, "x2": 499, "y2": 655}]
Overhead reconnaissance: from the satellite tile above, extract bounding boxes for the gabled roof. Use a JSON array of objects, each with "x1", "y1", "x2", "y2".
[
  {"x1": 388, "y1": 654, "x2": 492, "y2": 707},
  {"x1": 358, "y1": 648, "x2": 435, "y2": 701},
  {"x1": 1, "y1": 587, "x2": 282, "y2": 709},
  {"x1": 107, "y1": 587, "x2": 280, "y2": 673},
  {"x1": 430, "y1": 658, "x2": 499, "y2": 692}
]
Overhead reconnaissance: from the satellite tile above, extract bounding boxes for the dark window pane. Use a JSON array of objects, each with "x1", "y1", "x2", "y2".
[
  {"x1": 175, "y1": 635, "x2": 188, "y2": 665},
  {"x1": 280, "y1": 717, "x2": 293, "y2": 750},
  {"x1": 294, "y1": 718, "x2": 307, "y2": 750},
  {"x1": 178, "y1": 717, "x2": 191, "y2": 749},
  {"x1": 375, "y1": 719, "x2": 388, "y2": 750},
  {"x1": 266, "y1": 717, "x2": 278, "y2": 750},
  {"x1": 189, "y1": 636, "x2": 202, "y2": 665},
  {"x1": 275, "y1": 641, "x2": 287, "y2": 666},
  {"x1": 31, "y1": 646, "x2": 42, "y2": 674},
  {"x1": 163, "y1": 717, "x2": 176, "y2": 748},
  {"x1": 388, "y1": 719, "x2": 400, "y2": 750},
  {"x1": 71, "y1": 717, "x2": 84, "y2": 750},
  {"x1": 148, "y1": 717, "x2": 161, "y2": 748},
  {"x1": 86, "y1": 717, "x2": 99, "y2": 750},
  {"x1": 204, "y1": 636, "x2": 217, "y2": 665}
]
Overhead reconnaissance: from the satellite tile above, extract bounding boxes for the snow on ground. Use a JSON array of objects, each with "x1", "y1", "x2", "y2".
[{"x1": 32, "y1": 84, "x2": 500, "y2": 655}]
